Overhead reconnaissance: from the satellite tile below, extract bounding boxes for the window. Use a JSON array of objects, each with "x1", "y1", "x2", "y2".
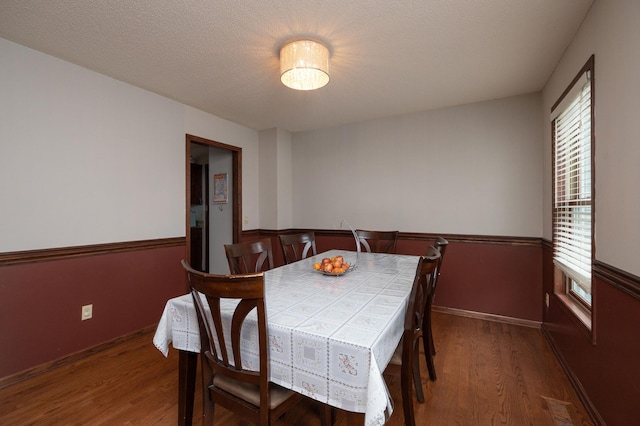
[{"x1": 551, "y1": 56, "x2": 594, "y2": 315}]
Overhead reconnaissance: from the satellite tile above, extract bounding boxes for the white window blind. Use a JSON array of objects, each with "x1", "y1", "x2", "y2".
[{"x1": 552, "y1": 72, "x2": 592, "y2": 302}]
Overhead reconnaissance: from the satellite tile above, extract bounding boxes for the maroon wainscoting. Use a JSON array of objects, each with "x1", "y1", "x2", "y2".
[
  {"x1": 542, "y1": 244, "x2": 640, "y2": 425},
  {"x1": 0, "y1": 231, "x2": 543, "y2": 383},
  {"x1": 0, "y1": 243, "x2": 186, "y2": 380},
  {"x1": 434, "y1": 240, "x2": 542, "y2": 322}
]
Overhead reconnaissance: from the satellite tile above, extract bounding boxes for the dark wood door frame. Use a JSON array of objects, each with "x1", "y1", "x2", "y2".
[{"x1": 185, "y1": 134, "x2": 242, "y2": 267}]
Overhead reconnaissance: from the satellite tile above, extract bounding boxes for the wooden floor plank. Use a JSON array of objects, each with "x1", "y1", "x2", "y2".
[{"x1": 0, "y1": 312, "x2": 593, "y2": 425}]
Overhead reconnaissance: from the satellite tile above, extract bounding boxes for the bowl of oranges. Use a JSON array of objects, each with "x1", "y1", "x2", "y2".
[{"x1": 313, "y1": 255, "x2": 351, "y2": 276}]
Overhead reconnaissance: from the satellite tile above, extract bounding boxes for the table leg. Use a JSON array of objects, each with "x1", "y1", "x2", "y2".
[
  {"x1": 342, "y1": 410, "x2": 365, "y2": 424},
  {"x1": 178, "y1": 350, "x2": 198, "y2": 426}
]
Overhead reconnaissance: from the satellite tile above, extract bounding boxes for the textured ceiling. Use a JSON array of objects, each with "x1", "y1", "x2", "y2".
[{"x1": 0, "y1": 0, "x2": 593, "y2": 132}]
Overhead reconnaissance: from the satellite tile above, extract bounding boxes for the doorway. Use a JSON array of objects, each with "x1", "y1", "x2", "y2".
[{"x1": 186, "y1": 134, "x2": 241, "y2": 273}]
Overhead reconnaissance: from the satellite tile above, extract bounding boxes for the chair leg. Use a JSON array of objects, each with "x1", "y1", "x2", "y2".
[
  {"x1": 316, "y1": 402, "x2": 333, "y2": 426},
  {"x1": 423, "y1": 311, "x2": 437, "y2": 381},
  {"x1": 412, "y1": 346, "x2": 425, "y2": 403},
  {"x1": 401, "y1": 371, "x2": 416, "y2": 426},
  {"x1": 422, "y1": 332, "x2": 430, "y2": 362},
  {"x1": 428, "y1": 309, "x2": 436, "y2": 356},
  {"x1": 200, "y1": 358, "x2": 215, "y2": 424},
  {"x1": 425, "y1": 346, "x2": 437, "y2": 382},
  {"x1": 429, "y1": 329, "x2": 436, "y2": 356},
  {"x1": 203, "y1": 390, "x2": 215, "y2": 425}
]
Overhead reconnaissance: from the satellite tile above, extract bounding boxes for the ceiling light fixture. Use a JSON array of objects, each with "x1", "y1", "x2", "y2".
[{"x1": 280, "y1": 39, "x2": 330, "y2": 91}]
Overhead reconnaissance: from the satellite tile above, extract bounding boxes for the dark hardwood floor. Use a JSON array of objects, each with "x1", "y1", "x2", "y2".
[{"x1": 0, "y1": 312, "x2": 593, "y2": 425}]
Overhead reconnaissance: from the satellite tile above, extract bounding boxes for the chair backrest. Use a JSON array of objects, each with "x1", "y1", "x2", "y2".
[
  {"x1": 279, "y1": 232, "x2": 317, "y2": 264},
  {"x1": 355, "y1": 229, "x2": 399, "y2": 254},
  {"x1": 433, "y1": 236, "x2": 449, "y2": 290},
  {"x1": 404, "y1": 247, "x2": 440, "y2": 347},
  {"x1": 182, "y1": 260, "x2": 270, "y2": 417},
  {"x1": 224, "y1": 238, "x2": 274, "y2": 274}
]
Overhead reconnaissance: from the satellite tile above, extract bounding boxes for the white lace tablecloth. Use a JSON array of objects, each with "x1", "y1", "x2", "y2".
[{"x1": 154, "y1": 250, "x2": 419, "y2": 426}]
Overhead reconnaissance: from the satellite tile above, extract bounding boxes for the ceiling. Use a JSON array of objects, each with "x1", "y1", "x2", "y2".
[{"x1": 0, "y1": 0, "x2": 593, "y2": 133}]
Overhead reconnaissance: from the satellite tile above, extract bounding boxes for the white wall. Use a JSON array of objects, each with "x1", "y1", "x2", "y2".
[
  {"x1": 0, "y1": 38, "x2": 185, "y2": 251},
  {"x1": 0, "y1": 38, "x2": 261, "y2": 252},
  {"x1": 276, "y1": 128, "x2": 293, "y2": 230},
  {"x1": 292, "y1": 94, "x2": 543, "y2": 237},
  {"x1": 258, "y1": 128, "x2": 278, "y2": 229},
  {"x1": 258, "y1": 127, "x2": 293, "y2": 230},
  {"x1": 542, "y1": 0, "x2": 640, "y2": 276}
]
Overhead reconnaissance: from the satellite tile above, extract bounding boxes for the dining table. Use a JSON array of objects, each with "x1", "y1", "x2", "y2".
[{"x1": 153, "y1": 250, "x2": 420, "y2": 426}]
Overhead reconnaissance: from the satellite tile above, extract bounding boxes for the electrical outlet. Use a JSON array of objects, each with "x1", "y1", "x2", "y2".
[
  {"x1": 243, "y1": 215, "x2": 249, "y2": 224},
  {"x1": 545, "y1": 293, "x2": 550, "y2": 308},
  {"x1": 82, "y1": 304, "x2": 93, "y2": 320}
]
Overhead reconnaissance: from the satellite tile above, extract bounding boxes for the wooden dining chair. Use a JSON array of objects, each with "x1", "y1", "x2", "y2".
[
  {"x1": 355, "y1": 229, "x2": 399, "y2": 254},
  {"x1": 423, "y1": 236, "x2": 449, "y2": 381},
  {"x1": 384, "y1": 247, "x2": 440, "y2": 426},
  {"x1": 182, "y1": 260, "x2": 331, "y2": 426},
  {"x1": 224, "y1": 238, "x2": 274, "y2": 274},
  {"x1": 279, "y1": 232, "x2": 317, "y2": 264}
]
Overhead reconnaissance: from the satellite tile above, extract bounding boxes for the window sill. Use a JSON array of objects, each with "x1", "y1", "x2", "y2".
[{"x1": 555, "y1": 292, "x2": 595, "y2": 344}]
